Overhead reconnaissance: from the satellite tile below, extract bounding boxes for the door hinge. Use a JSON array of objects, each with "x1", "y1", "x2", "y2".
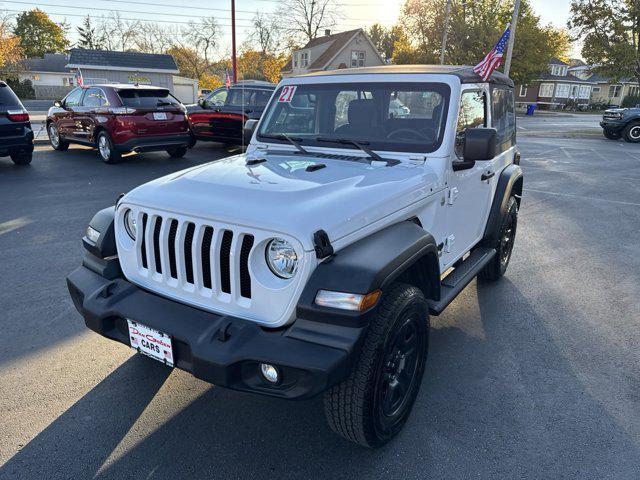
[
  {"x1": 313, "y1": 229, "x2": 334, "y2": 259},
  {"x1": 448, "y1": 187, "x2": 459, "y2": 205},
  {"x1": 445, "y1": 234, "x2": 455, "y2": 253}
]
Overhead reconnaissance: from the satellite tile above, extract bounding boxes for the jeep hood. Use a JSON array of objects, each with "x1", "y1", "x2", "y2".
[{"x1": 123, "y1": 153, "x2": 439, "y2": 251}]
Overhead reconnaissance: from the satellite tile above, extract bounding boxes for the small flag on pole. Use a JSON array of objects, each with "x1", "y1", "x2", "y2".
[
  {"x1": 225, "y1": 69, "x2": 232, "y2": 89},
  {"x1": 473, "y1": 24, "x2": 511, "y2": 82},
  {"x1": 75, "y1": 68, "x2": 84, "y2": 87}
]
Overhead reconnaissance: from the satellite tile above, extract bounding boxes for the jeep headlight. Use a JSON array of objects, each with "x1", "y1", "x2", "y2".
[
  {"x1": 123, "y1": 209, "x2": 137, "y2": 240},
  {"x1": 266, "y1": 238, "x2": 298, "y2": 279}
]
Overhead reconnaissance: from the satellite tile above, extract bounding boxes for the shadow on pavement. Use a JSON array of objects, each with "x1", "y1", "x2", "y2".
[{"x1": 2, "y1": 278, "x2": 638, "y2": 479}]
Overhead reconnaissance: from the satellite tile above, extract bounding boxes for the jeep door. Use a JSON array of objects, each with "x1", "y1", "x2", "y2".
[{"x1": 445, "y1": 88, "x2": 497, "y2": 262}]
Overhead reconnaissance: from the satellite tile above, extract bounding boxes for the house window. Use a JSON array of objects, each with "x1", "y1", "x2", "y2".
[
  {"x1": 519, "y1": 85, "x2": 527, "y2": 97},
  {"x1": 609, "y1": 85, "x2": 622, "y2": 98},
  {"x1": 628, "y1": 86, "x2": 640, "y2": 97},
  {"x1": 570, "y1": 85, "x2": 579, "y2": 98},
  {"x1": 300, "y1": 52, "x2": 309, "y2": 68},
  {"x1": 293, "y1": 53, "x2": 298, "y2": 68},
  {"x1": 550, "y1": 65, "x2": 567, "y2": 76},
  {"x1": 555, "y1": 83, "x2": 570, "y2": 98},
  {"x1": 578, "y1": 85, "x2": 591, "y2": 99},
  {"x1": 592, "y1": 86, "x2": 601, "y2": 93},
  {"x1": 351, "y1": 51, "x2": 365, "y2": 68},
  {"x1": 539, "y1": 83, "x2": 554, "y2": 97}
]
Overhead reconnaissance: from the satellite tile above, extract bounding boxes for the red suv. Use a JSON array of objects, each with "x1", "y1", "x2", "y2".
[{"x1": 47, "y1": 84, "x2": 194, "y2": 163}]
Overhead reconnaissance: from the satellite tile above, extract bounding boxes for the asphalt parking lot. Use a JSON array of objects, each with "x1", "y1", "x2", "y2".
[{"x1": 1, "y1": 136, "x2": 639, "y2": 479}]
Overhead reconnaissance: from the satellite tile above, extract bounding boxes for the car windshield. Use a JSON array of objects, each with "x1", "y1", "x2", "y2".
[
  {"x1": 257, "y1": 82, "x2": 450, "y2": 153},
  {"x1": 117, "y1": 89, "x2": 181, "y2": 109}
]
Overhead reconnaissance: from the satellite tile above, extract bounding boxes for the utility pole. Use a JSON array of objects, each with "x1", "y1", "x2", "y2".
[
  {"x1": 231, "y1": 0, "x2": 237, "y2": 83},
  {"x1": 503, "y1": 0, "x2": 521, "y2": 78},
  {"x1": 440, "y1": 0, "x2": 452, "y2": 65}
]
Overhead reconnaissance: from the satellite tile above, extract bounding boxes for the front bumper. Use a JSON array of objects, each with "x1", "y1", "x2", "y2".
[
  {"x1": 67, "y1": 264, "x2": 366, "y2": 399},
  {"x1": 114, "y1": 133, "x2": 196, "y2": 153},
  {"x1": 600, "y1": 120, "x2": 625, "y2": 132}
]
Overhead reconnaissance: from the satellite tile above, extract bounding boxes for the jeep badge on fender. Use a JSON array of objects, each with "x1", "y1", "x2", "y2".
[{"x1": 67, "y1": 65, "x2": 523, "y2": 448}]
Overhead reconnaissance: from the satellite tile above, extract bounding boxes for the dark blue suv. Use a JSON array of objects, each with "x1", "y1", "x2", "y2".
[
  {"x1": 601, "y1": 107, "x2": 640, "y2": 143},
  {"x1": 0, "y1": 81, "x2": 34, "y2": 165}
]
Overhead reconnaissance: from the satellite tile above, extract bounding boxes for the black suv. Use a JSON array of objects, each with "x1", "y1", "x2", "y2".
[
  {"x1": 0, "y1": 81, "x2": 34, "y2": 165},
  {"x1": 601, "y1": 107, "x2": 640, "y2": 142},
  {"x1": 187, "y1": 81, "x2": 275, "y2": 146}
]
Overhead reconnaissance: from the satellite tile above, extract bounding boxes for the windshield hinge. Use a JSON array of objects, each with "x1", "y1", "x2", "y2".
[{"x1": 314, "y1": 230, "x2": 334, "y2": 259}]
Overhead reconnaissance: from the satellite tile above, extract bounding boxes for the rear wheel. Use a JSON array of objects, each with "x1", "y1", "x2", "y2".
[
  {"x1": 623, "y1": 123, "x2": 640, "y2": 143},
  {"x1": 97, "y1": 131, "x2": 121, "y2": 164},
  {"x1": 480, "y1": 196, "x2": 518, "y2": 281},
  {"x1": 167, "y1": 145, "x2": 188, "y2": 158},
  {"x1": 602, "y1": 129, "x2": 621, "y2": 140},
  {"x1": 48, "y1": 123, "x2": 69, "y2": 151},
  {"x1": 324, "y1": 283, "x2": 429, "y2": 448},
  {"x1": 10, "y1": 152, "x2": 32, "y2": 165}
]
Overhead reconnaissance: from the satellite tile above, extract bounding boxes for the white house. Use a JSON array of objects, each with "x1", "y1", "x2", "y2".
[
  {"x1": 19, "y1": 53, "x2": 75, "y2": 99},
  {"x1": 281, "y1": 29, "x2": 385, "y2": 77}
]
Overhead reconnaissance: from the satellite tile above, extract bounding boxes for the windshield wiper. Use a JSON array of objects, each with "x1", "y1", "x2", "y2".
[
  {"x1": 315, "y1": 137, "x2": 397, "y2": 165},
  {"x1": 260, "y1": 133, "x2": 309, "y2": 154}
]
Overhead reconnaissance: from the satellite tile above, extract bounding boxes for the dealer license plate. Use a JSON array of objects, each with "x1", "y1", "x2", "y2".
[
  {"x1": 153, "y1": 112, "x2": 168, "y2": 120},
  {"x1": 127, "y1": 319, "x2": 174, "y2": 367}
]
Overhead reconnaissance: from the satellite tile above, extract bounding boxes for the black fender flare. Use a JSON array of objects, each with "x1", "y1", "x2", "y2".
[
  {"x1": 296, "y1": 221, "x2": 440, "y2": 327},
  {"x1": 481, "y1": 163, "x2": 523, "y2": 247}
]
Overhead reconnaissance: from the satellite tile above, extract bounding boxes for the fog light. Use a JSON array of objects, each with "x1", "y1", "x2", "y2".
[
  {"x1": 260, "y1": 363, "x2": 280, "y2": 384},
  {"x1": 86, "y1": 226, "x2": 100, "y2": 244}
]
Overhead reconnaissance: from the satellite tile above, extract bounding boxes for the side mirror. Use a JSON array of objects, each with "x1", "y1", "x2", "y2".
[
  {"x1": 54, "y1": 100, "x2": 62, "y2": 108},
  {"x1": 243, "y1": 119, "x2": 259, "y2": 143},
  {"x1": 197, "y1": 98, "x2": 205, "y2": 107},
  {"x1": 463, "y1": 127, "x2": 497, "y2": 161}
]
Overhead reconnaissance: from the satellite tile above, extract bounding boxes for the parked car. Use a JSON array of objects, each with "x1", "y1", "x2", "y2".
[
  {"x1": 601, "y1": 107, "x2": 640, "y2": 142},
  {"x1": 187, "y1": 81, "x2": 275, "y2": 146},
  {"x1": 0, "y1": 81, "x2": 34, "y2": 165},
  {"x1": 67, "y1": 65, "x2": 522, "y2": 448},
  {"x1": 46, "y1": 84, "x2": 194, "y2": 164}
]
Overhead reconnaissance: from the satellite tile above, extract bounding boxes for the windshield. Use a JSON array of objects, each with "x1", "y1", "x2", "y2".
[{"x1": 257, "y1": 82, "x2": 450, "y2": 153}]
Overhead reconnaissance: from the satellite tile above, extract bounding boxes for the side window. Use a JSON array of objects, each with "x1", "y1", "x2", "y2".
[
  {"x1": 64, "y1": 88, "x2": 84, "y2": 107},
  {"x1": 455, "y1": 90, "x2": 486, "y2": 158},
  {"x1": 82, "y1": 88, "x2": 107, "y2": 108},
  {"x1": 205, "y1": 88, "x2": 228, "y2": 107},
  {"x1": 254, "y1": 90, "x2": 272, "y2": 107},
  {"x1": 491, "y1": 87, "x2": 516, "y2": 152}
]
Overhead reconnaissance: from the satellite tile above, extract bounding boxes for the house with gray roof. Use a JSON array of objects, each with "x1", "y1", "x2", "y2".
[
  {"x1": 281, "y1": 29, "x2": 385, "y2": 77},
  {"x1": 18, "y1": 53, "x2": 76, "y2": 100}
]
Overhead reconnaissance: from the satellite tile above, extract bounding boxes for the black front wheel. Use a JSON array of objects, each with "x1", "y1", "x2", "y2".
[
  {"x1": 324, "y1": 283, "x2": 429, "y2": 448},
  {"x1": 167, "y1": 145, "x2": 188, "y2": 158},
  {"x1": 603, "y1": 129, "x2": 622, "y2": 140},
  {"x1": 623, "y1": 123, "x2": 640, "y2": 143}
]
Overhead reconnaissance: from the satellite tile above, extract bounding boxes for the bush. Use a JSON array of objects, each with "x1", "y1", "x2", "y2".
[
  {"x1": 621, "y1": 95, "x2": 640, "y2": 108},
  {"x1": 5, "y1": 77, "x2": 35, "y2": 99}
]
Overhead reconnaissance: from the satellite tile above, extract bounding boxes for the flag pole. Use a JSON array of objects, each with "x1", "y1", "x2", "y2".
[
  {"x1": 231, "y1": 0, "x2": 238, "y2": 84},
  {"x1": 503, "y1": 0, "x2": 521, "y2": 77},
  {"x1": 440, "y1": 0, "x2": 452, "y2": 65}
]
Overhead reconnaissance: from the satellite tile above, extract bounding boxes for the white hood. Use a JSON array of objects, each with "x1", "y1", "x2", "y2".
[{"x1": 123, "y1": 152, "x2": 440, "y2": 250}]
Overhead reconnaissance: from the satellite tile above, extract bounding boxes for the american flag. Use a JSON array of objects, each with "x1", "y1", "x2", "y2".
[
  {"x1": 474, "y1": 24, "x2": 511, "y2": 82},
  {"x1": 75, "y1": 68, "x2": 84, "y2": 87}
]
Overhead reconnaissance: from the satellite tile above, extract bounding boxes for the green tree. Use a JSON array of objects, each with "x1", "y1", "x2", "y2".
[
  {"x1": 76, "y1": 15, "x2": 104, "y2": 50},
  {"x1": 568, "y1": 0, "x2": 638, "y2": 84},
  {"x1": 13, "y1": 9, "x2": 69, "y2": 58},
  {"x1": 368, "y1": 23, "x2": 405, "y2": 61}
]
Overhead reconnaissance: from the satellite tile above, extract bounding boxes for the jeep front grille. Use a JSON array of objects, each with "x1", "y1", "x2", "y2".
[{"x1": 138, "y1": 213, "x2": 255, "y2": 300}]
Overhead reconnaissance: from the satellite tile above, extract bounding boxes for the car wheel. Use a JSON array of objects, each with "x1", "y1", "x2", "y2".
[
  {"x1": 479, "y1": 196, "x2": 518, "y2": 281},
  {"x1": 623, "y1": 123, "x2": 640, "y2": 143},
  {"x1": 167, "y1": 145, "x2": 188, "y2": 158},
  {"x1": 97, "y1": 131, "x2": 122, "y2": 164},
  {"x1": 602, "y1": 129, "x2": 621, "y2": 140},
  {"x1": 48, "y1": 123, "x2": 69, "y2": 151},
  {"x1": 324, "y1": 283, "x2": 429, "y2": 448},
  {"x1": 10, "y1": 152, "x2": 32, "y2": 165}
]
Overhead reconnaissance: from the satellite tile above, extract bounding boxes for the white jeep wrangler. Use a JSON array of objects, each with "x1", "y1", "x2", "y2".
[{"x1": 67, "y1": 65, "x2": 522, "y2": 448}]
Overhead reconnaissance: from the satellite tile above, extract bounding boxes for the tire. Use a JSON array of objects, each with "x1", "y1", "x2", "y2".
[
  {"x1": 324, "y1": 283, "x2": 429, "y2": 448},
  {"x1": 167, "y1": 145, "x2": 188, "y2": 158},
  {"x1": 48, "y1": 122, "x2": 69, "y2": 151},
  {"x1": 10, "y1": 152, "x2": 32, "y2": 165},
  {"x1": 479, "y1": 196, "x2": 518, "y2": 281},
  {"x1": 603, "y1": 129, "x2": 622, "y2": 140},
  {"x1": 96, "y1": 131, "x2": 122, "y2": 164},
  {"x1": 623, "y1": 123, "x2": 640, "y2": 143}
]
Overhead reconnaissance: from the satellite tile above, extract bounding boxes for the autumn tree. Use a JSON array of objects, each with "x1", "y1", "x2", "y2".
[
  {"x1": 568, "y1": 0, "x2": 639, "y2": 84},
  {"x1": 367, "y1": 24, "x2": 405, "y2": 61},
  {"x1": 277, "y1": 0, "x2": 339, "y2": 43},
  {"x1": 13, "y1": 9, "x2": 69, "y2": 58},
  {"x1": 0, "y1": 14, "x2": 23, "y2": 75}
]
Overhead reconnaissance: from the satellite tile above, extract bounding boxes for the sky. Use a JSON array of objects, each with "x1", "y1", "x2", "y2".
[{"x1": 0, "y1": 0, "x2": 576, "y2": 56}]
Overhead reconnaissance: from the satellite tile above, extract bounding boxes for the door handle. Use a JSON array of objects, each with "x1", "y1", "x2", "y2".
[{"x1": 481, "y1": 171, "x2": 495, "y2": 181}]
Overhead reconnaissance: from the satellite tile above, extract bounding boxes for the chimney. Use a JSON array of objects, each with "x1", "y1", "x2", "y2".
[{"x1": 325, "y1": 29, "x2": 331, "y2": 36}]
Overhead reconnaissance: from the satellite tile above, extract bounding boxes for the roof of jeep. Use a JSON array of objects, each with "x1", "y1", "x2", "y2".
[{"x1": 297, "y1": 64, "x2": 514, "y2": 87}]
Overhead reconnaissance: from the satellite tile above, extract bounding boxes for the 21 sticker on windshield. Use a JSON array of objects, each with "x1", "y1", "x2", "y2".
[{"x1": 278, "y1": 86, "x2": 297, "y2": 103}]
